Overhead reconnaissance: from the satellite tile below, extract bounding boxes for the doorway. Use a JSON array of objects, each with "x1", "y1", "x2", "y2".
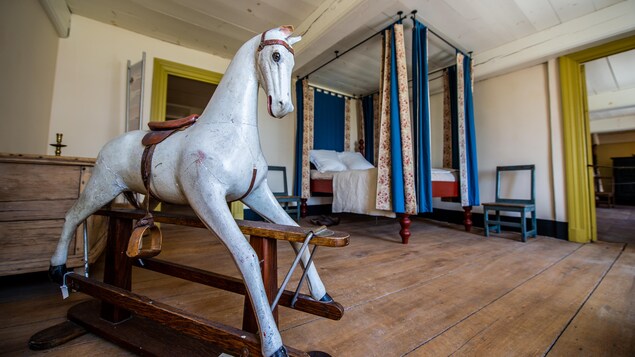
[
  {"x1": 165, "y1": 75, "x2": 216, "y2": 120},
  {"x1": 559, "y1": 36, "x2": 635, "y2": 243},
  {"x1": 149, "y1": 58, "x2": 244, "y2": 218}
]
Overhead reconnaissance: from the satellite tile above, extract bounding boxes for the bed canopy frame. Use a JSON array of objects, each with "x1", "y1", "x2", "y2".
[{"x1": 295, "y1": 10, "x2": 480, "y2": 243}]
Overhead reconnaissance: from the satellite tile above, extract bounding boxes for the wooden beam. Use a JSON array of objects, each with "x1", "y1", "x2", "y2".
[
  {"x1": 588, "y1": 87, "x2": 635, "y2": 112},
  {"x1": 590, "y1": 114, "x2": 635, "y2": 133},
  {"x1": 293, "y1": 0, "x2": 365, "y2": 56}
]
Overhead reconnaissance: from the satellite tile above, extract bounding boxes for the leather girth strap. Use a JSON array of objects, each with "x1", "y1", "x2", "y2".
[
  {"x1": 236, "y1": 167, "x2": 258, "y2": 201},
  {"x1": 127, "y1": 115, "x2": 199, "y2": 259}
]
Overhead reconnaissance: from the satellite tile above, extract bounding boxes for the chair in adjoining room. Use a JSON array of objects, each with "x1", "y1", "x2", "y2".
[
  {"x1": 594, "y1": 175, "x2": 615, "y2": 208},
  {"x1": 267, "y1": 166, "x2": 301, "y2": 222},
  {"x1": 483, "y1": 165, "x2": 537, "y2": 242}
]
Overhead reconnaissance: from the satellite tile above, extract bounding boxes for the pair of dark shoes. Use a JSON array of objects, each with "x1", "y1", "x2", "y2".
[{"x1": 309, "y1": 215, "x2": 340, "y2": 227}]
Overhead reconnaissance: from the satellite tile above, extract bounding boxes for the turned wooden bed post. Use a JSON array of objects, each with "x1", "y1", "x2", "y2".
[
  {"x1": 463, "y1": 206, "x2": 473, "y2": 232},
  {"x1": 300, "y1": 198, "x2": 308, "y2": 218},
  {"x1": 398, "y1": 214, "x2": 411, "y2": 244}
]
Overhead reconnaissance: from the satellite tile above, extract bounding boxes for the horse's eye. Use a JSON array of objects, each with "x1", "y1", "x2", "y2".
[{"x1": 272, "y1": 52, "x2": 281, "y2": 63}]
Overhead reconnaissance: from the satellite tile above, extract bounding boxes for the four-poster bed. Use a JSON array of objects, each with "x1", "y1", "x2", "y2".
[
  {"x1": 295, "y1": 12, "x2": 480, "y2": 244},
  {"x1": 306, "y1": 158, "x2": 473, "y2": 239}
]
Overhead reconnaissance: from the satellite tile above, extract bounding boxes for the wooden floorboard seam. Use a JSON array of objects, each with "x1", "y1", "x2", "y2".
[
  {"x1": 401, "y1": 243, "x2": 586, "y2": 356},
  {"x1": 544, "y1": 243, "x2": 626, "y2": 356},
  {"x1": 339, "y1": 237, "x2": 540, "y2": 312}
]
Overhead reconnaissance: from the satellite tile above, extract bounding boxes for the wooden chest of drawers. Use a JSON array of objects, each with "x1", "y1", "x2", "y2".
[{"x1": 0, "y1": 153, "x2": 107, "y2": 276}]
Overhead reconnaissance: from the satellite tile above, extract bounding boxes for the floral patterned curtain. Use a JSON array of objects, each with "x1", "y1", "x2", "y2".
[
  {"x1": 356, "y1": 98, "x2": 363, "y2": 153},
  {"x1": 300, "y1": 78, "x2": 314, "y2": 199},
  {"x1": 442, "y1": 54, "x2": 480, "y2": 207},
  {"x1": 375, "y1": 24, "x2": 417, "y2": 215}
]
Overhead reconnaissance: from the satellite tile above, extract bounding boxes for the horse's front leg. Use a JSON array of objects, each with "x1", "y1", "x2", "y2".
[
  {"x1": 241, "y1": 183, "x2": 331, "y2": 302},
  {"x1": 182, "y1": 183, "x2": 286, "y2": 357}
]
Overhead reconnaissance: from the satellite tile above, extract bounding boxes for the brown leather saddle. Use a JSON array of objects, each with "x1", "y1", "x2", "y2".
[{"x1": 127, "y1": 114, "x2": 199, "y2": 259}]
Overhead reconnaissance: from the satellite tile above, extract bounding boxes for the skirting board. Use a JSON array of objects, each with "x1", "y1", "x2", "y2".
[{"x1": 244, "y1": 205, "x2": 568, "y2": 241}]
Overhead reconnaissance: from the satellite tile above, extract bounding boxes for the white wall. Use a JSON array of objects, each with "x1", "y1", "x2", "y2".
[
  {"x1": 0, "y1": 0, "x2": 59, "y2": 154},
  {"x1": 257, "y1": 89, "x2": 297, "y2": 187},
  {"x1": 429, "y1": 63, "x2": 566, "y2": 222},
  {"x1": 48, "y1": 16, "x2": 231, "y2": 158}
]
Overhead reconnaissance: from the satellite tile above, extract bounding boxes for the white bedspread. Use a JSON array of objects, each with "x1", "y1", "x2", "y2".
[{"x1": 332, "y1": 168, "x2": 396, "y2": 218}]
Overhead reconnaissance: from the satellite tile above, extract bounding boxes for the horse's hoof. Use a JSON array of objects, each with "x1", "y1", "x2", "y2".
[
  {"x1": 319, "y1": 292, "x2": 334, "y2": 303},
  {"x1": 269, "y1": 345, "x2": 288, "y2": 357},
  {"x1": 48, "y1": 264, "x2": 68, "y2": 285}
]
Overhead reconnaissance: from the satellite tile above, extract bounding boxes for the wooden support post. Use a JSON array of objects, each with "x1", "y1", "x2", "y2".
[
  {"x1": 242, "y1": 235, "x2": 278, "y2": 333},
  {"x1": 398, "y1": 214, "x2": 411, "y2": 244},
  {"x1": 100, "y1": 214, "x2": 133, "y2": 323},
  {"x1": 300, "y1": 198, "x2": 308, "y2": 218},
  {"x1": 462, "y1": 206, "x2": 473, "y2": 232}
]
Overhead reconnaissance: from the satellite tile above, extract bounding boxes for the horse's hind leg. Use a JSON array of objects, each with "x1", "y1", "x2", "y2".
[
  {"x1": 49, "y1": 163, "x2": 127, "y2": 282},
  {"x1": 241, "y1": 183, "x2": 329, "y2": 302}
]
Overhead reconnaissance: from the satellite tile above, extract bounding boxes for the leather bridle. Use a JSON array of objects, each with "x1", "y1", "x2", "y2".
[{"x1": 257, "y1": 30, "x2": 294, "y2": 55}]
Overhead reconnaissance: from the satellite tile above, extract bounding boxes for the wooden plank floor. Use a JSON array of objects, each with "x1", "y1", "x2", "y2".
[{"x1": 1, "y1": 215, "x2": 632, "y2": 356}]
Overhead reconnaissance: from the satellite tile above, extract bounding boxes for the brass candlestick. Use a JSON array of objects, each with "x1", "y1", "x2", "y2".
[{"x1": 50, "y1": 133, "x2": 67, "y2": 156}]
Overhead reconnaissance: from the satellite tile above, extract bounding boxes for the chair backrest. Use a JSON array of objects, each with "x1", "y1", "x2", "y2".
[
  {"x1": 594, "y1": 176, "x2": 615, "y2": 194},
  {"x1": 495, "y1": 165, "x2": 535, "y2": 205},
  {"x1": 267, "y1": 166, "x2": 288, "y2": 196}
]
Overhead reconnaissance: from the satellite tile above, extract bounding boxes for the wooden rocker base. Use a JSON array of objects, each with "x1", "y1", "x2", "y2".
[
  {"x1": 69, "y1": 300, "x2": 228, "y2": 356},
  {"x1": 30, "y1": 208, "x2": 348, "y2": 356},
  {"x1": 29, "y1": 320, "x2": 87, "y2": 351}
]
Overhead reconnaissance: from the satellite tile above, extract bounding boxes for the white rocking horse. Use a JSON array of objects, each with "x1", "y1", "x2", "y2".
[{"x1": 49, "y1": 26, "x2": 329, "y2": 357}]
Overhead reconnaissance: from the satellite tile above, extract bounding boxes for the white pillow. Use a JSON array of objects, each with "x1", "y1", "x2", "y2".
[
  {"x1": 310, "y1": 150, "x2": 347, "y2": 173},
  {"x1": 338, "y1": 151, "x2": 374, "y2": 170}
]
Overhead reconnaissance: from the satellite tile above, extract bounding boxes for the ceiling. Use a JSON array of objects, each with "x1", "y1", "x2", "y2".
[
  {"x1": 59, "y1": 0, "x2": 634, "y2": 117},
  {"x1": 585, "y1": 48, "x2": 635, "y2": 120}
]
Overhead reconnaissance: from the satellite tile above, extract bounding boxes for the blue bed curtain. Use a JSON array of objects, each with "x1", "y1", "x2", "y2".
[
  {"x1": 462, "y1": 55, "x2": 480, "y2": 206},
  {"x1": 294, "y1": 79, "x2": 304, "y2": 197},
  {"x1": 361, "y1": 94, "x2": 375, "y2": 163},
  {"x1": 294, "y1": 80, "x2": 346, "y2": 197},
  {"x1": 412, "y1": 20, "x2": 433, "y2": 213},
  {"x1": 313, "y1": 90, "x2": 345, "y2": 151},
  {"x1": 388, "y1": 29, "x2": 406, "y2": 213}
]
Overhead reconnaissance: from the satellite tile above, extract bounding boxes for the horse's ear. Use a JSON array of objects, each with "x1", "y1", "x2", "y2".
[
  {"x1": 287, "y1": 36, "x2": 301, "y2": 45},
  {"x1": 279, "y1": 25, "x2": 294, "y2": 36}
]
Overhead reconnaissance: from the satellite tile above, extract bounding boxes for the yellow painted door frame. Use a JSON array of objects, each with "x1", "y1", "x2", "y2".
[
  {"x1": 559, "y1": 36, "x2": 635, "y2": 243},
  {"x1": 150, "y1": 59, "x2": 244, "y2": 219},
  {"x1": 150, "y1": 58, "x2": 223, "y2": 122}
]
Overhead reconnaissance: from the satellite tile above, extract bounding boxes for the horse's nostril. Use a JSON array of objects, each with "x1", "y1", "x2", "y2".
[{"x1": 278, "y1": 101, "x2": 284, "y2": 107}]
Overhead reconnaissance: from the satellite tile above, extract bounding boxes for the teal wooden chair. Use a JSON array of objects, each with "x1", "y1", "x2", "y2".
[
  {"x1": 483, "y1": 165, "x2": 536, "y2": 242},
  {"x1": 267, "y1": 166, "x2": 301, "y2": 222}
]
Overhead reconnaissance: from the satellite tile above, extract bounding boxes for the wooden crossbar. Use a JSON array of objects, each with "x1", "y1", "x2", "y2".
[
  {"x1": 96, "y1": 208, "x2": 349, "y2": 247},
  {"x1": 133, "y1": 257, "x2": 344, "y2": 320}
]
